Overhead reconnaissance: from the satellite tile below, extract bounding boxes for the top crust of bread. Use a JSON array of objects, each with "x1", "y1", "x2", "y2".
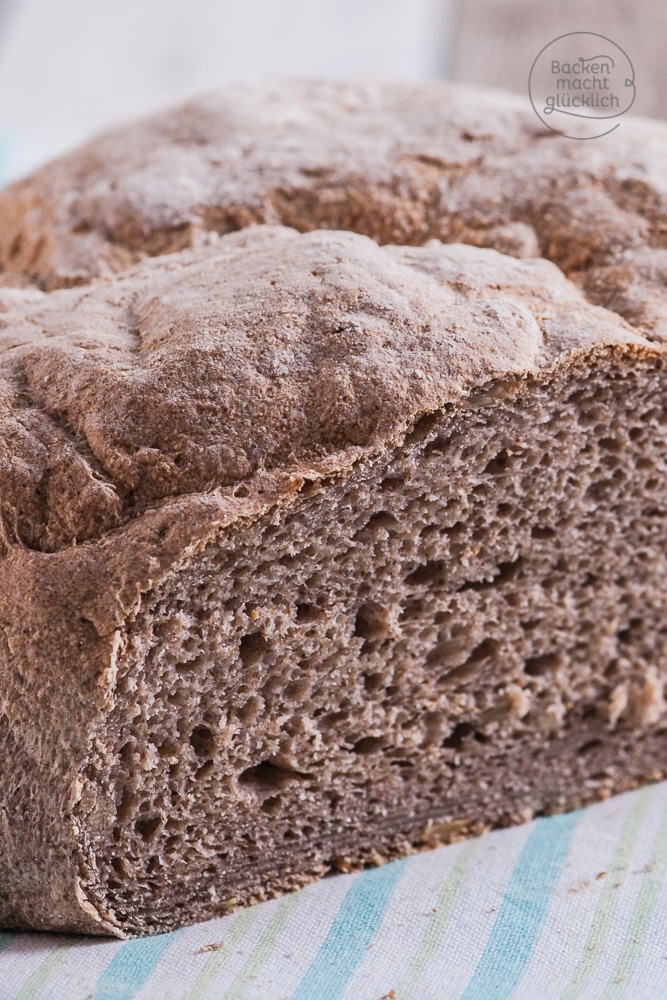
[{"x1": 0, "y1": 79, "x2": 666, "y2": 347}]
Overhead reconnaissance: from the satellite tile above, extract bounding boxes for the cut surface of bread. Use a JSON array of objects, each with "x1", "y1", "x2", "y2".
[
  {"x1": 1, "y1": 82, "x2": 667, "y2": 937},
  {"x1": 85, "y1": 342, "x2": 667, "y2": 934}
]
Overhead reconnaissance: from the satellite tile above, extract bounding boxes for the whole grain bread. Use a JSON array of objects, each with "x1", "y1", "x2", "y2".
[{"x1": 1, "y1": 83, "x2": 667, "y2": 937}]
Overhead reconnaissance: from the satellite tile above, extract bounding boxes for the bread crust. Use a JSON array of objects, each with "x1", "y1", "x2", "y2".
[{"x1": 1, "y1": 80, "x2": 667, "y2": 345}]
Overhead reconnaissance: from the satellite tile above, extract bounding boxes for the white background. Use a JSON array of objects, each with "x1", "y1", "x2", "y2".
[{"x1": 0, "y1": 0, "x2": 452, "y2": 183}]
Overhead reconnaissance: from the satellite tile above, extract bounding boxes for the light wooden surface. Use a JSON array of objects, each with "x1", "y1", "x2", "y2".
[{"x1": 450, "y1": 0, "x2": 665, "y2": 120}]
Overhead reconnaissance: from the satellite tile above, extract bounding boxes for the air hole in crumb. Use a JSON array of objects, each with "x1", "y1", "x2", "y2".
[
  {"x1": 318, "y1": 709, "x2": 349, "y2": 730},
  {"x1": 363, "y1": 672, "x2": 383, "y2": 693},
  {"x1": 471, "y1": 637, "x2": 498, "y2": 665},
  {"x1": 261, "y1": 795, "x2": 282, "y2": 815},
  {"x1": 407, "y1": 410, "x2": 440, "y2": 443},
  {"x1": 406, "y1": 559, "x2": 445, "y2": 586},
  {"x1": 295, "y1": 603, "x2": 322, "y2": 623},
  {"x1": 484, "y1": 449, "x2": 511, "y2": 476},
  {"x1": 239, "y1": 631, "x2": 269, "y2": 666},
  {"x1": 175, "y1": 659, "x2": 199, "y2": 675},
  {"x1": 351, "y1": 736, "x2": 385, "y2": 754},
  {"x1": 438, "y1": 638, "x2": 498, "y2": 684},
  {"x1": 195, "y1": 760, "x2": 214, "y2": 780},
  {"x1": 117, "y1": 787, "x2": 136, "y2": 822},
  {"x1": 364, "y1": 510, "x2": 397, "y2": 531},
  {"x1": 135, "y1": 815, "x2": 161, "y2": 842},
  {"x1": 458, "y1": 557, "x2": 524, "y2": 593},
  {"x1": 190, "y1": 725, "x2": 214, "y2": 758},
  {"x1": 299, "y1": 478, "x2": 319, "y2": 497},
  {"x1": 284, "y1": 678, "x2": 310, "y2": 701},
  {"x1": 524, "y1": 653, "x2": 560, "y2": 677},
  {"x1": 585, "y1": 480, "x2": 609, "y2": 502},
  {"x1": 618, "y1": 618, "x2": 642, "y2": 643},
  {"x1": 354, "y1": 602, "x2": 386, "y2": 639},
  {"x1": 236, "y1": 695, "x2": 263, "y2": 723},
  {"x1": 442, "y1": 722, "x2": 474, "y2": 749},
  {"x1": 239, "y1": 759, "x2": 308, "y2": 792},
  {"x1": 521, "y1": 618, "x2": 542, "y2": 633},
  {"x1": 578, "y1": 739, "x2": 604, "y2": 755},
  {"x1": 380, "y1": 476, "x2": 405, "y2": 492},
  {"x1": 233, "y1": 483, "x2": 250, "y2": 498},
  {"x1": 424, "y1": 436, "x2": 449, "y2": 456},
  {"x1": 531, "y1": 525, "x2": 555, "y2": 539},
  {"x1": 111, "y1": 857, "x2": 126, "y2": 877},
  {"x1": 169, "y1": 689, "x2": 189, "y2": 707},
  {"x1": 604, "y1": 660, "x2": 620, "y2": 679}
]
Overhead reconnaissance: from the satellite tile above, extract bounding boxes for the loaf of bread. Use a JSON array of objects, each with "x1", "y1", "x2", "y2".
[{"x1": 1, "y1": 82, "x2": 667, "y2": 938}]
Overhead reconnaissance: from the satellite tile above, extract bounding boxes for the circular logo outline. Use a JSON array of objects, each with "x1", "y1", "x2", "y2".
[{"x1": 528, "y1": 31, "x2": 636, "y2": 140}]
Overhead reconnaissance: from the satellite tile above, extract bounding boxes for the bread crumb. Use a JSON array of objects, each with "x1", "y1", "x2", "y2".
[
  {"x1": 608, "y1": 683, "x2": 628, "y2": 728},
  {"x1": 596, "y1": 870, "x2": 608, "y2": 880},
  {"x1": 630, "y1": 667, "x2": 666, "y2": 726},
  {"x1": 506, "y1": 685, "x2": 531, "y2": 719},
  {"x1": 198, "y1": 941, "x2": 225, "y2": 953}
]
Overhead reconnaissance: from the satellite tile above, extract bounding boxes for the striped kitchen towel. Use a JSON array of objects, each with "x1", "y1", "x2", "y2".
[{"x1": 2, "y1": 781, "x2": 667, "y2": 999}]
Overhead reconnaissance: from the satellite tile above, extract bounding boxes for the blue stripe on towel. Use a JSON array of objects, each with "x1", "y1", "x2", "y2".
[
  {"x1": 91, "y1": 930, "x2": 182, "y2": 1000},
  {"x1": 292, "y1": 858, "x2": 407, "y2": 1000},
  {"x1": 459, "y1": 810, "x2": 580, "y2": 1000}
]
